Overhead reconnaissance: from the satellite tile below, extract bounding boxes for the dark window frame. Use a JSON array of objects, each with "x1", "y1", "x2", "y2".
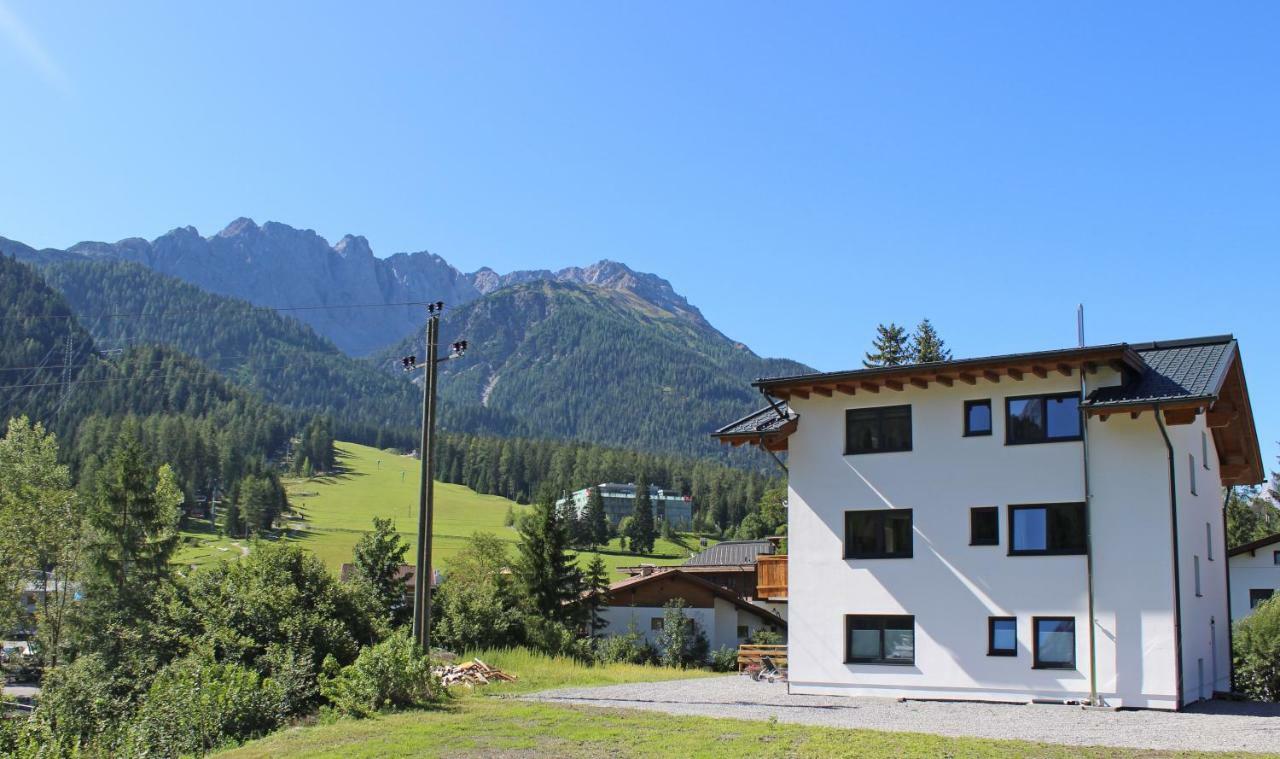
[
  {"x1": 1250, "y1": 589, "x2": 1274, "y2": 609},
  {"x1": 1032, "y1": 616, "x2": 1076, "y2": 670},
  {"x1": 1273, "y1": 550, "x2": 1280, "y2": 566},
  {"x1": 1008, "y1": 503, "x2": 1087, "y2": 556},
  {"x1": 844, "y1": 508, "x2": 914, "y2": 559},
  {"x1": 970, "y1": 507, "x2": 999, "y2": 546},
  {"x1": 987, "y1": 616, "x2": 1017, "y2": 657},
  {"x1": 844, "y1": 405, "x2": 913, "y2": 455},
  {"x1": 844, "y1": 614, "x2": 915, "y2": 666},
  {"x1": 964, "y1": 399, "x2": 993, "y2": 437},
  {"x1": 1004, "y1": 392, "x2": 1083, "y2": 445}
]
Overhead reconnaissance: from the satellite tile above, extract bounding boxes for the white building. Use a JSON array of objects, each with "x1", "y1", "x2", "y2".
[
  {"x1": 556, "y1": 483, "x2": 694, "y2": 530},
  {"x1": 1228, "y1": 533, "x2": 1280, "y2": 622},
  {"x1": 594, "y1": 568, "x2": 786, "y2": 651},
  {"x1": 715, "y1": 335, "x2": 1261, "y2": 710}
]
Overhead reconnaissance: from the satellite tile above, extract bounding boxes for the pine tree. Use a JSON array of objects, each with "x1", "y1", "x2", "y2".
[
  {"x1": 580, "y1": 554, "x2": 611, "y2": 634},
  {"x1": 586, "y1": 487, "x2": 609, "y2": 548},
  {"x1": 863, "y1": 323, "x2": 911, "y2": 367},
  {"x1": 910, "y1": 318, "x2": 952, "y2": 363},
  {"x1": 352, "y1": 516, "x2": 410, "y2": 626},
  {"x1": 515, "y1": 487, "x2": 581, "y2": 622},
  {"x1": 627, "y1": 478, "x2": 656, "y2": 554}
]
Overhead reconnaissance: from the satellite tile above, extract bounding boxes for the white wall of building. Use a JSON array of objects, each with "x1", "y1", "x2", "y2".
[
  {"x1": 598, "y1": 600, "x2": 777, "y2": 652},
  {"x1": 1230, "y1": 544, "x2": 1280, "y2": 622},
  {"x1": 784, "y1": 367, "x2": 1223, "y2": 708}
]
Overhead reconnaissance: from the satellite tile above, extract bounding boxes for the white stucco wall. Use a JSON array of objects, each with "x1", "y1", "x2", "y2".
[
  {"x1": 598, "y1": 600, "x2": 779, "y2": 653},
  {"x1": 784, "y1": 367, "x2": 1223, "y2": 709},
  {"x1": 1229, "y1": 544, "x2": 1280, "y2": 622}
]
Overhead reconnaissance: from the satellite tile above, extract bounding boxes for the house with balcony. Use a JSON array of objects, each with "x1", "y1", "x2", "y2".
[
  {"x1": 714, "y1": 335, "x2": 1261, "y2": 709},
  {"x1": 619, "y1": 538, "x2": 789, "y2": 618}
]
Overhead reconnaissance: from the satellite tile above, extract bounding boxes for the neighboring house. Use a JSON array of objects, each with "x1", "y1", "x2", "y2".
[
  {"x1": 556, "y1": 483, "x2": 693, "y2": 529},
  {"x1": 594, "y1": 568, "x2": 786, "y2": 650},
  {"x1": 8, "y1": 571, "x2": 78, "y2": 638},
  {"x1": 338, "y1": 563, "x2": 439, "y2": 608},
  {"x1": 619, "y1": 539, "x2": 788, "y2": 618},
  {"x1": 715, "y1": 335, "x2": 1261, "y2": 710},
  {"x1": 1227, "y1": 533, "x2": 1280, "y2": 622}
]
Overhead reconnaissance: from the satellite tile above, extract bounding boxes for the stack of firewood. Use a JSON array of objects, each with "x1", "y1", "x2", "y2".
[{"x1": 434, "y1": 658, "x2": 517, "y2": 687}]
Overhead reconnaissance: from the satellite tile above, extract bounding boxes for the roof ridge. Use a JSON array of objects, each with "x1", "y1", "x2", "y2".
[{"x1": 1127, "y1": 334, "x2": 1235, "y2": 352}]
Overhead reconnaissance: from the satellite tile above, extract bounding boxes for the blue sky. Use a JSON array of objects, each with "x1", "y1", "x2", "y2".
[{"x1": 2, "y1": 2, "x2": 1278, "y2": 467}]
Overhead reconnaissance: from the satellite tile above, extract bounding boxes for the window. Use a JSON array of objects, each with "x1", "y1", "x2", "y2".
[
  {"x1": 1194, "y1": 555, "x2": 1202, "y2": 597},
  {"x1": 650, "y1": 617, "x2": 664, "y2": 631},
  {"x1": 1189, "y1": 454, "x2": 1197, "y2": 496},
  {"x1": 964, "y1": 400, "x2": 992, "y2": 436},
  {"x1": 988, "y1": 617, "x2": 1017, "y2": 656},
  {"x1": 1202, "y1": 431, "x2": 1210, "y2": 469},
  {"x1": 1274, "y1": 551, "x2": 1280, "y2": 567},
  {"x1": 844, "y1": 509, "x2": 913, "y2": 559},
  {"x1": 1207, "y1": 523, "x2": 1213, "y2": 561},
  {"x1": 1250, "y1": 589, "x2": 1275, "y2": 609},
  {"x1": 737, "y1": 625, "x2": 749, "y2": 640},
  {"x1": 970, "y1": 507, "x2": 999, "y2": 546},
  {"x1": 1009, "y1": 503, "x2": 1087, "y2": 555},
  {"x1": 1032, "y1": 617, "x2": 1076, "y2": 669},
  {"x1": 1005, "y1": 393, "x2": 1081, "y2": 444},
  {"x1": 845, "y1": 615, "x2": 914, "y2": 665},
  {"x1": 845, "y1": 405, "x2": 912, "y2": 455}
]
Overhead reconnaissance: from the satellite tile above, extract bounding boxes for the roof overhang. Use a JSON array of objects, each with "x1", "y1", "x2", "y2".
[{"x1": 1229, "y1": 532, "x2": 1280, "y2": 558}]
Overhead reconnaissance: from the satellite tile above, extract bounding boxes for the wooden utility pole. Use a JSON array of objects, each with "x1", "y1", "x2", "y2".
[{"x1": 412, "y1": 307, "x2": 441, "y2": 650}]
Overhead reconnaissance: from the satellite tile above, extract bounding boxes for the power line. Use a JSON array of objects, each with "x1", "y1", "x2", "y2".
[{"x1": 11, "y1": 299, "x2": 456, "y2": 322}]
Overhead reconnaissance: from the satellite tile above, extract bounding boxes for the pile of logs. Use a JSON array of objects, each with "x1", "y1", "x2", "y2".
[{"x1": 435, "y1": 658, "x2": 517, "y2": 687}]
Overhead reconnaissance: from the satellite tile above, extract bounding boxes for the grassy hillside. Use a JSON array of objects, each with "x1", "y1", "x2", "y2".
[{"x1": 177, "y1": 441, "x2": 710, "y2": 576}]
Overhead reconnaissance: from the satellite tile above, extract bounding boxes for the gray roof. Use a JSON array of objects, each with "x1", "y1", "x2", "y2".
[
  {"x1": 712, "y1": 404, "x2": 794, "y2": 437},
  {"x1": 684, "y1": 540, "x2": 774, "y2": 567},
  {"x1": 1084, "y1": 336, "x2": 1236, "y2": 408}
]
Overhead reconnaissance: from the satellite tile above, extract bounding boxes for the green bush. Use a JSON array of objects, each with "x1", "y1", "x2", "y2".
[
  {"x1": 657, "y1": 598, "x2": 710, "y2": 668},
  {"x1": 26, "y1": 653, "x2": 130, "y2": 756},
  {"x1": 126, "y1": 655, "x2": 286, "y2": 756},
  {"x1": 320, "y1": 631, "x2": 443, "y2": 718},
  {"x1": 1235, "y1": 595, "x2": 1280, "y2": 700},
  {"x1": 710, "y1": 646, "x2": 739, "y2": 672},
  {"x1": 750, "y1": 629, "x2": 783, "y2": 646},
  {"x1": 594, "y1": 626, "x2": 658, "y2": 665}
]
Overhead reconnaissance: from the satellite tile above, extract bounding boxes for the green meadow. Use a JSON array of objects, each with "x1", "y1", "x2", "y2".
[{"x1": 175, "y1": 441, "x2": 712, "y2": 577}]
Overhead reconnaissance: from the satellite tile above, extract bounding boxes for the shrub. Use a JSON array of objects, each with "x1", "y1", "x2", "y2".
[
  {"x1": 710, "y1": 646, "x2": 739, "y2": 672},
  {"x1": 521, "y1": 614, "x2": 583, "y2": 659},
  {"x1": 126, "y1": 655, "x2": 286, "y2": 756},
  {"x1": 750, "y1": 629, "x2": 783, "y2": 646},
  {"x1": 320, "y1": 631, "x2": 443, "y2": 718},
  {"x1": 1235, "y1": 595, "x2": 1280, "y2": 700},
  {"x1": 27, "y1": 653, "x2": 130, "y2": 756},
  {"x1": 594, "y1": 626, "x2": 658, "y2": 665},
  {"x1": 656, "y1": 598, "x2": 710, "y2": 668}
]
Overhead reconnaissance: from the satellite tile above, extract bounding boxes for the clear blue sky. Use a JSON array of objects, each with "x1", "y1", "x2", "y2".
[{"x1": 2, "y1": 2, "x2": 1278, "y2": 470}]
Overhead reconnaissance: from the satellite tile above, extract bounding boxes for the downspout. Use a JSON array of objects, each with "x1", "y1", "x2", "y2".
[
  {"x1": 1221, "y1": 487, "x2": 1234, "y2": 694},
  {"x1": 1079, "y1": 381, "x2": 1100, "y2": 706},
  {"x1": 1154, "y1": 404, "x2": 1186, "y2": 709}
]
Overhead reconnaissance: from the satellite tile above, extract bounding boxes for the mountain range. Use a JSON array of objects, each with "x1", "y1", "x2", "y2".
[{"x1": 2, "y1": 219, "x2": 809, "y2": 459}]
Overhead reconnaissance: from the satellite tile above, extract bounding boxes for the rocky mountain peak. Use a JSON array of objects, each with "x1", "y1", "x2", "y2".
[{"x1": 218, "y1": 217, "x2": 260, "y2": 238}]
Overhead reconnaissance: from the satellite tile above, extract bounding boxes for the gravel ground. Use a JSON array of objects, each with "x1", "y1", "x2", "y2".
[{"x1": 524, "y1": 676, "x2": 1280, "y2": 754}]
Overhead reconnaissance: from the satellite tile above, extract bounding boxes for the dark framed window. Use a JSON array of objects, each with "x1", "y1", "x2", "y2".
[
  {"x1": 1009, "y1": 503, "x2": 1086, "y2": 555},
  {"x1": 1005, "y1": 392, "x2": 1081, "y2": 445},
  {"x1": 845, "y1": 405, "x2": 912, "y2": 455},
  {"x1": 737, "y1": 625, "x2": 749, "y2": 640},
  {"x1": 650, "y1": 617, "x2": 664, "y2": 631},
  {"x1": 970, "y1": 507, "x2": 999, "y2": 546},
  {"x1": 844, "y1": 509, "x2": 913, "y2": 559},
  {"x1": 845, "y1": 615, "x2": 914, "y2": 665},
  {"x1": 988, "y1": 617, "x2": 1016, "y2": 656},
  {"x1": 1274, "y1": 551, "x2": 1280, "y2": 566},
  {"x1": 1250, "y1": 589, "x2": 1275, "y2": 609},
  {"x1": 964, "y1": 399, "x2": 992, "y2": 436},
  {"x1": 1032, "y1": 617, "x2": 1076, "y2": 669}
]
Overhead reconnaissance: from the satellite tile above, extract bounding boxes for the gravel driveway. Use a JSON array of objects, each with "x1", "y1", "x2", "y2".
[{"x1": 524, "y1": 676, "x2": 1280, "y2": 754}]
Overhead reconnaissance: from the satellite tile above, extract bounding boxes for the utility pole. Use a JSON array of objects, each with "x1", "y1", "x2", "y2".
[{"x1": 403, "y1": 302, "x2": 467, "y2": 653}]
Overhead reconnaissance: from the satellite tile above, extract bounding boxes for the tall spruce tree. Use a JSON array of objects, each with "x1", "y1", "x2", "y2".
[
  {"x1": 627, "y1": 478, "x2": 656, "y2": 554},
  {"x1": 352, "y1": 517, "x2": 410, "y2": 626},
  {"x1": 863, "y1": 323, "x2": 911, "y2": 367},
  {"x1": 586, "y1": 487, "x2": 609, "y2": 548},
  {"x1": 515, "y1": 487, "x2": 581, "y2": 622},
  {"x1": 910, "y1": 318, "x2": 952, "y2": 363},
  {"x1": 580, "y1": 554, "x2": 611, "y2": 634}
]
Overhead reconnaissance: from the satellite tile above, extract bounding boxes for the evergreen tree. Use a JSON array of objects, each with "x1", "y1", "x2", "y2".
[
  {"x1": 580, "y1": 554, "x2": 611, "y2": 634},
  {"x1": 863, "y1": 323, "x2": 911, "y2": 368},
  {"x1": 75, "y1": 422, "x2": 180, "y2": 664},
  {"x1": 351, "y1": 517, "x2": 410, "y2": 626},
  {"x1": 586, "y1": 487, "x2": 609, "y2": 548},
  {"x1": 1227, "y1": 485, "x2": 1280, "y2": 548},
  {"x1": 626, "y1": 479, "x2": 656, "y2": 554},
  {"x1": 514, "y1": 488, "x2": 581, "y2": 623},
  {"x1": 910, "y1": 318, "x2": 952, "y2": 363}
]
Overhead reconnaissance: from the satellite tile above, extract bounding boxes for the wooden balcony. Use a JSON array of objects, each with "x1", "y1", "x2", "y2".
[{"x1": 755, "y1": 554, "x2": 787, "y2": 600}]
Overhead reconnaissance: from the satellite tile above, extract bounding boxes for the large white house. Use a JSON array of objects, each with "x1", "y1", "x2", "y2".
[
  {"x1": 1227, "y1": 532, "x2": 1280, "y2": 622},
  {"x1": 715, "y1": 335, "x2": 1261, "y2": 710}
]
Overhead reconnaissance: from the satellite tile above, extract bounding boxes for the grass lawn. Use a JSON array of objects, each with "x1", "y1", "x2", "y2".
[
  {"x1": 177, "y1": 441, "x2": 714, "y2": 576},
  {"x1": 219, "y1": 649, "x2": 1248, "y2": 759}
]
